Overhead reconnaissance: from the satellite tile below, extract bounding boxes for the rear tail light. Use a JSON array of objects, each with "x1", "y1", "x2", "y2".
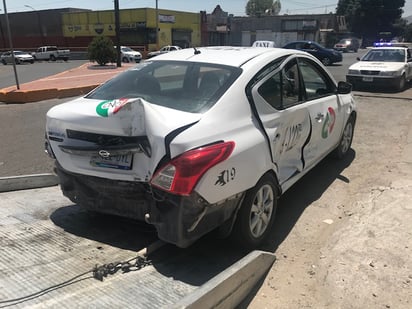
[{"x1": 150, "y1": 141, "x2": 235, "y2": 196}]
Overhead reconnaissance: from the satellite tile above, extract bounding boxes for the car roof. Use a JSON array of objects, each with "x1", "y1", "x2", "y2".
[{"x1": 147, "y1": 46, "x2": 303, "y2": 67}]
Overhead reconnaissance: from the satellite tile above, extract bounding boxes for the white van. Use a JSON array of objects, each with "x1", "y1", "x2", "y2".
[{"x1": 252, "y1": 40, "x2": 276, "y2": 48}]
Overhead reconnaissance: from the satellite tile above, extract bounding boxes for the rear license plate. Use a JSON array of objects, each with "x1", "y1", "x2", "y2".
[
  {"x1": 90, "y1": 153, "x2": 133, "y2": 170},
  {"x1": 362, "y1": 76, "x2": 373, "y2": 82}
]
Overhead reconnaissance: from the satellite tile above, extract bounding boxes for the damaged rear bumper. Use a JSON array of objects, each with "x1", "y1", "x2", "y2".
[{"x1": 55, "y1": 163, "x2": 243, "y2": 248}]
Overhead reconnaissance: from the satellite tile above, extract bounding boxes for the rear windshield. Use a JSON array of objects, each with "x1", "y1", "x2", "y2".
[{"x1": 86, "y1": 60, "x2": 241, "y2": 113}]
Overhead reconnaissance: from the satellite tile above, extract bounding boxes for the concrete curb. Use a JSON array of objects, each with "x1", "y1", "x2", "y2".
[
  {"x1": 0, "y1": 173, "x2": 59, "y2": 192},
  {"x1": 0, "y1": 85, "x2": 98, "y2": 103},
  {"x1": 173, "y1": 250, "x2": 276, "y2": 309}
]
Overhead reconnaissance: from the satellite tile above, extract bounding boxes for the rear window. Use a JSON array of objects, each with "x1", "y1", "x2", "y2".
[{"x1": 86, "y1": 61, "x2": 241, "y2": 113}]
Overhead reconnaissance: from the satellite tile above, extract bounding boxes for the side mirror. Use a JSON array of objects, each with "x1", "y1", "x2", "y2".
[{"x1": 337, "y1": 81, "x2": 352, "y2": 94}]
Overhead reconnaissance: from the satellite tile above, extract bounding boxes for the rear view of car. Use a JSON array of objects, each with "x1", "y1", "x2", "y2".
[{"x1": 45, "y1": 46, "x2": 356, "y2": 249}]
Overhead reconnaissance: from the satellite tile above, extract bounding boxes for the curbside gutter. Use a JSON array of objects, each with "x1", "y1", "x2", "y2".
[{"x1": 0, "y1": 173, "x2": 59, "y2": 193}]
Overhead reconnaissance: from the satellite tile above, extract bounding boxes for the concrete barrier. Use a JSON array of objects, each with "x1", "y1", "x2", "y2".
[{"x1": 0, "y1": 173, "x2": 59, "y2": 192}]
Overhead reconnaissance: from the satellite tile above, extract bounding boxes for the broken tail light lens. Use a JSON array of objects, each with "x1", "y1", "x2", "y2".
[{"x1": 150, "y1": 141, "x2": 235, "y2": 196}]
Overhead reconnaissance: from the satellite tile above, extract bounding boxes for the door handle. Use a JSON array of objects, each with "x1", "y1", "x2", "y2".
[{"x1": 315, "y1": 113, "x2": 324, "y2": 122}]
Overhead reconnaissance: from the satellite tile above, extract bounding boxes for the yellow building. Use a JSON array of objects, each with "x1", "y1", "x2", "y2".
[{"x1": 62, "y1": 8, "x2": 201, "y2": 52}]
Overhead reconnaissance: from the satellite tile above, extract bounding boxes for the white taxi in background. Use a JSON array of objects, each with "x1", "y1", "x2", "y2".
[
  {"x1": 45, "y1": 47, "x2": 357, "y2": 248},
  {"x1": 346, "y1": 46, "x2": 412, "y2": 91}
]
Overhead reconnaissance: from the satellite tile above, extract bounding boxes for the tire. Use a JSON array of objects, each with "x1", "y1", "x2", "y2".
[
  {"x1": 122, "y1": 57, "x2": 129, "y2": 63},
  {"x1": 232, "y1": 174, "x2": 278, "y2": 249},
  {"x1": 397, "y1": 74, "x2": 406, "y2": 92},
  {"x1": 30, "y1": 59, "x2": 34, "y2": 64},
  {"x1": 50, "y1": 55, "x2": 56, "y2": 61},
  {"x1": 321, "y1": 57, "x2": 331, "y2": 66},
  {"x1": 333, "y1": 116, "x2": 355, "y2": 159},
  {"x1": 1, "y1": 59, "x2": 6, "y2": 65}
]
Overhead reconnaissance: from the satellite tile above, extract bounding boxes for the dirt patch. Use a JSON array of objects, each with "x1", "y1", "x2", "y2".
[{"x1": 248, "y1": 96, "x2": 412, "y2": 309}]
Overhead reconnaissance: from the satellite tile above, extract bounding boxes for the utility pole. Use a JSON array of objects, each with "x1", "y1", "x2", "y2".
[{"x1": 114, "y1": 0, "x2": 121, "y2": 67}]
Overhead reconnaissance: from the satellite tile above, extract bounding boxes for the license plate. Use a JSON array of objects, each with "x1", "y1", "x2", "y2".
[
  {"x1": 362, "y1": 76, "x2": 373, "y2": 82},
  {"x1": 90, "y1": 153, "x2": 133, "y2": 170}
]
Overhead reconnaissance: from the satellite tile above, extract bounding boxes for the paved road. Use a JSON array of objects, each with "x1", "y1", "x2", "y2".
[{"x1": 0, "y1": 60, "x2": 88, "y2": 89}]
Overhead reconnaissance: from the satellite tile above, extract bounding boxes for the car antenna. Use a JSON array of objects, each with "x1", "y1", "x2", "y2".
[{"x1": 193, "y1": 47, "x2": 201, "y2": 55}]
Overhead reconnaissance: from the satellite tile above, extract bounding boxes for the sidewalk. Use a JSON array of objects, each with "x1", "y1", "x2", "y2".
[{"x1": 0, "y1": 62, "x2": 135, "y2": 103}]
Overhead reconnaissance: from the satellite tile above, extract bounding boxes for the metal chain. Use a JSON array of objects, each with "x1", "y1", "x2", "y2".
[{"x1": 92, "y1": 255, "x2": 152, "y2": 281}]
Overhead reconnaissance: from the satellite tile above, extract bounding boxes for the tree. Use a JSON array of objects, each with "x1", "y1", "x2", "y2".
[
  {"x1": 336, "y1": 0, "x2": 406, "y2": 41},
  {"x1": 246, "y1": 0, "x2": 274, "y2": 17},
  {"x1": 87, "y1": 36, "x2": 116, "y2": 66}
]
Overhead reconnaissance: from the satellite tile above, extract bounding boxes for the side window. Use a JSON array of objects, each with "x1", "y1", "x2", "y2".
[
  {"x1": 257, "y1": 58, "x2": 302, "y2": 109},
  {"x1": 298, "y1": 58, "x2": 334, "y2": 100},
  {"x1": 281, "y1": 59, "x2": 301, "y2": 107},
  {"x1": 258, "y1": 72, "x2": 282, "y2": 109}
]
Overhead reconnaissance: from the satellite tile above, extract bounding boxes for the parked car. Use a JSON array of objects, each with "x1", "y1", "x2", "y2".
[
  {"x1": 283, "y1": 41, "x2": 343, "y2": 66},
  {"x1": 32, "y1": 46, "x2": 70, "y2": 61},
  {"x1": 45, "y1": 46, "x2": 356, "y2": 249},
  {"x1": 1, "y1": 50, "x2": 34, "y2": 65},
  {"x1": 147, "y1": 45, "x2": 181, "y2": 58},
  {"x1": 116, "y1": 46, "x2": 142, "y2": 63},
  {"x1": 346, "y1": 46, "x2": 412, "y2": 91},
  {"x1": 333, "y1": 38, "x2": 360, "y2": 52},
  {"x1": 252, "y1": 40, "x2": 276, "y2": 47}
]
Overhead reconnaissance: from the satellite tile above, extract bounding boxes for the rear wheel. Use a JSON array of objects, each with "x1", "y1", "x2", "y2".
[
  {"x1": 1, "y1": 59, "x2": 6, "y2": 65},
  {"x1": 50, "y1": 55, "x2": 56, "y2": 61},
  {"x1": 333, "y1": 116, "x2": 355, "y2": 159},
  {"x1": 321, "y1": 57, "x2": 331, "y2": 66},
  {"x1": 232, "y1": 174, "x2": 278, "y2": 249}
]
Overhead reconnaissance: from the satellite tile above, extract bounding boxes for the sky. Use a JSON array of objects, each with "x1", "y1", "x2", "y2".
[{"x1": 3, "y1": 0, "x2": 412, "y2": 17}]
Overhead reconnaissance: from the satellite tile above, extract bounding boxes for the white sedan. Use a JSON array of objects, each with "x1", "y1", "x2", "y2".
[
  {"x1": 118, "y1": 46, "x2": 142, "y2": 63},
  {"x1": 45, "y1": 47, "x2": 357, "y2": 248},
  {"x1": 346, "y1": 46, "x2": 412, "y2": 91},
  {"x1": 1, "y1": 50, "x2": 34, "y2": 65},
  {"x1": 147, "y1": 45, "x2": 181, "y2": 58}
]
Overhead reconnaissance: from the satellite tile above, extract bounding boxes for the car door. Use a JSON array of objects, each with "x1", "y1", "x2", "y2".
[
  {"x1": 250, "y1": 57, "x2": 312, "y2": 186},
  {"x1": 297, "y1": 57, "x2": 345, "y2": 167}
]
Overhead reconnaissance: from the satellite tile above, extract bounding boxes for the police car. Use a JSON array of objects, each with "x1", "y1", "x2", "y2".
[
  {"x1": 45, "y1": 46, "x2": 357, "y2": 248},
  {"x1": 346, "y1": 46, "x2": 412, "y2": 91}
]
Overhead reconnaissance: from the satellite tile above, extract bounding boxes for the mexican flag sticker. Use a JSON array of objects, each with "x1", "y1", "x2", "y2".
[{"x1": 96, "y1": 98, "x2": 130, "y2": 117}]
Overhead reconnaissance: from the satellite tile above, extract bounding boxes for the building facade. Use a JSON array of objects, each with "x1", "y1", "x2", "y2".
[
  {"x1": 0, "y1": 5, "x2": 347, "y2": 53},
  {"x1": 62, "y1": 8, "x2": 201, "y2": 52}
]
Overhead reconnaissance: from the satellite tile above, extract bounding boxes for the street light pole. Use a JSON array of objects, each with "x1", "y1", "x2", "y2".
[
  {"x1": 156, "y1": 0, "x2": 159, "y2": 50},
  {"x1": 2, "y1": 0, "x2": 20, "y2": 89},
  {"x1": 25, "y1": 4, "x2": 43, "y2": 45}
]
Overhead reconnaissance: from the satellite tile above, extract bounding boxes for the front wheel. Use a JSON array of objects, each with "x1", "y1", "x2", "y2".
[
  {"x1": 397, "y1": 74, "x2": 406, "y2": 92},
  {"x1": 333, "y1": 116, "x2": 355, "y2": 159},
  {"x1": 231, "y1": 174, "x2": 278, "y2": 249},
  {"x1": 50, "y1": 55, "x2": 56, "y2": 61}
]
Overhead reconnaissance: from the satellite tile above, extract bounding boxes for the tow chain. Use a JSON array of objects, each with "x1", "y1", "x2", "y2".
[{"x1": 92, "y1": 255, "x2": 152, "y2": 281}]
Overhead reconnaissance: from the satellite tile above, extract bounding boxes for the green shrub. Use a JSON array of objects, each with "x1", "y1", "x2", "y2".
[{"x1": 87, "y1": 36, "x2": 116, "y2": 65}]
